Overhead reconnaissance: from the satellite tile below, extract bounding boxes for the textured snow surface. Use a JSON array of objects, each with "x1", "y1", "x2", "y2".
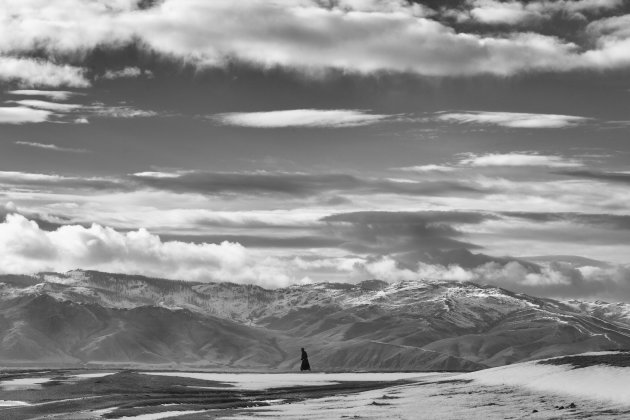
[
  {"x1": 0, "y1": 377, "x2": 51, "y2": 390},
  {"x1": 141, "y1": 372, "x2": 437, "y2": 390},
  {"x1": 464, "y1": 359, "x2": 630, "y2": 406},
  {"x1": 0, "y1": 400, "x2": 31, "y2": 407},
  {"x1": 72, "y1": 372, "x2": 115, "y2": 379},
  {"x1": 215, "y1": 353, "x2": 630, "y2": 419},
  {"x1": 221, "y1": 378, "x2": 623, "y2": 419},
  {"x1": 114, "y1": 411, "x2": 205, "y2": 420}
]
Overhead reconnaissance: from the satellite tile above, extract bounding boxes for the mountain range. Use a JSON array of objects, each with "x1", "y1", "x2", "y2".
[{"x1": 1, "y1": 270, "x2": 630, "y2": 371}]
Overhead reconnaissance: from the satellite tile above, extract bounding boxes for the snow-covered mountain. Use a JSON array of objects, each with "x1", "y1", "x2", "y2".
[{"x1": 1, "y1": 270, "x2": 630, "y2": 371}]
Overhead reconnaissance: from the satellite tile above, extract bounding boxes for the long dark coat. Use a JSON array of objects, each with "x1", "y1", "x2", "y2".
[{"x1": 300, "y1": 349, "x2": 311, "y2": 371}]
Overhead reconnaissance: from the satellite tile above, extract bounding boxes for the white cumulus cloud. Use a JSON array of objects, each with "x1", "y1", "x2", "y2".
[
  {"x1": 460, "y1": 0, "x2": 623, "y2": 25},
  {"x1": 0, "y1": 56, "x2": 88, "y2": 87},
  {"x1": 0, "y1": 213, "x2": 294, "y2": 288},
  {"x1": 0, "y1": 0, "x2": 629, "y2": 82}
]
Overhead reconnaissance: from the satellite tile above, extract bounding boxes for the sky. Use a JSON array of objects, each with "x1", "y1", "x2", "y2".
[{"x1": 0, "y1": 0, "x2": 630, "y2": 300}]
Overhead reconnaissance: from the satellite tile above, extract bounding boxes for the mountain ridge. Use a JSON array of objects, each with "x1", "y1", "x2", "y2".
[{"x1": 1, "y1": 270, "x2": 630, "y2": 371}]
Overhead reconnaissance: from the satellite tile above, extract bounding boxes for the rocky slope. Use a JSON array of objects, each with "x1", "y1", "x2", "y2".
[{"x1": 1, "y1": 270, "x2": 630, "y2": 371}]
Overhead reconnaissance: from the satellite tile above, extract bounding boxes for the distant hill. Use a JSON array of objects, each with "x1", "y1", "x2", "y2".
[{"x1": 1, "y1": 270, "x2": 630, "y2": 371}]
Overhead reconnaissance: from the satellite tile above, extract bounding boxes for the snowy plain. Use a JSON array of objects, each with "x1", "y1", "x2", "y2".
[
  {"x1": 141, "y1": 372, "x2": 440, "y2": 390},
  {"x1": 216, "y1": 353, "x2": 630, "y2": 419},
  {"x1": 2, "y1": 353, "x2": 629, "y2": 419}
]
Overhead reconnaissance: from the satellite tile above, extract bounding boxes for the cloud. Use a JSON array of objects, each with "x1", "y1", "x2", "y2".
[
  {"x1": 396, "y1": 164, "x2": 457, "y2": 173},
  {"x1": 102, "y1": 66, "x2": 151, "y2": 79},
  {"x1": 321, "y1": 210, "x2": 495, "y2": 256},
  {"x1": 8, "y1": 90, "x2": 82, "y2": 101},
  {"x1": 350, "y1": 254, "x2": 630, "y2": 301},
  {"x1": 394, "y1": 153, "x2": 583, "y2": 172},
  {"x1": 3, "y1": 99, "x2": 159, "y2": 123},
  {"x1": 14, "y1": 141, "x2": 88, "y2": 153},
  {"x1": 0, "y1": 107, "x2": 52, "y2": 124},
  {"x1": 459, "y1": 0, "x2": 623, "y2": 25},
  {"x1": 0, "y1": 202, "x2": 70, "y2": 232},
  {"x1": 88, "y1": 105, "x2": 158, "y2": 118},
  {"x1": 460, "y1": 152, "x2": 583, "y2": 167},
  {"x1": 437, "y1": 111, "x2": 589, "y2": 128},
  {"x1": 131, "y1": 170, "x2": 489, "y2": 197},
  {"x1": 503, "y1": 211, "x2": 630, "y2": 230},
  {"x1": 468, "y1": 260, "x2": 630, "y2": 301},
  {"x1": 588, "y1": 13, "x2": 630, "y2": 38},
  {"x1": 0, "y1": 171, "x2": 494, "y2": 203},
  {"x1": 161, "y1": 234, "x2": 343, "y2": 249},
  {"x1": 1, "y1": 92, "x2": 158, "y2": 124},
  {"x1": 0, "y1": 56, "x2": 88, "y2": 87},
  {"x1": 9, "y1": 99, "x2": 83, "y2": 112},
  {"x1": 562, "y1": 0, "x2": 624, "y2": 13},
  {"x1": 1, "y1": 208, "x2": 629, "y2": 297},
  {"x1": 0, "y1": 171, "x2": 126, "y2": 192},
  {"x1": 1, "y1": 0, "x2": 630, "y2": 81},
  {"x1": 557, "y1": 169, "x2": 630, "y2": 183},
  {"x1": 465, "y1": 0, "x2": 544, "y2": 25},
  {"x1": 215, "y1": 109, "x2": 394, "y2": 128},
  {"x1": 0, "y1": 169, "x2": 488, "y2": 201},
  {"x1": 0, "y1": 213, "x2": 294, "y2": 288}
]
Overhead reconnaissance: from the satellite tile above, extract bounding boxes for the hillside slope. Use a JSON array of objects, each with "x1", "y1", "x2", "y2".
[{"x1": 1, "y1": 271, "x2": 630, "y2": 371}]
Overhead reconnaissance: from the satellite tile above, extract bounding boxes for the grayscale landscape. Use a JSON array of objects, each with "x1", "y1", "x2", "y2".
[
  {"x1": 2, "y1": 272, "x2": 630, "y2": 418},
  {"x1": 1, "y1": 0, "x2": 630, "y2": 418}
]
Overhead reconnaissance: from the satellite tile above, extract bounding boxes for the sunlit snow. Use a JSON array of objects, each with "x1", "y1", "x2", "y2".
[{"x1": 141, "y1": 372, "x2": 440, "y2": 390}]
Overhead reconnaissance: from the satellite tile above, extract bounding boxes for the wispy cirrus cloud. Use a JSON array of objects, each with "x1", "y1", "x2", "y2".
[
  {"x1": 15, "y1": 141, "x2": 88, "y2": 154},
  {"x1": 502, "y1": 211, "x2": 630, "y2": 230},
  {"x1": 394, "y1": 152, "x2": 583, "y2": 172},
  {"x1": 0, "y1": 169, "x2": 488, "y2": 198},
  {"x1": 460, "y1": 152, "x2": 583, "y2": 167},
  {"x1": 557, "y1": 169, "x2": 630, "y2": 183},
  {"x1": 8, "y1": 90, "x2": 82, "y2": 101},
  {"x1": 0, "y1": 92, "x2": 158, "y2": 124},
  {"x1": 437, "y1": 111, "x2": 589, "y2": 128},
  {"x1": 215, "y1": 109, "x2": 395, "y2": 128},
  {"x1": 0, "y1": 171, "x2": 125, "y2": 192},
  {"x1": 131, "y1": 170, "x2": 489, "y2": 197},
  {"x1": 396, "y1": 164, "x2": 458, "y2": 173},
  {"x1": 8, "y1": 100, "x2": 83, "y2": 112}
]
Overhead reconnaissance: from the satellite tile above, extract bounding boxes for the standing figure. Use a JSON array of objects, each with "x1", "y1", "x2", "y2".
[{"x1": 300, "y1": 347, "x2": 311, "y2": 371}]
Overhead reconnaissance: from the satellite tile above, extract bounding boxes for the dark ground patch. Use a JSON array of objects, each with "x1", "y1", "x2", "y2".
[
  {"x1": 538, "y1": 351, "x2": 630, "y2": 369},
  {"x1": 0, "y1": 369, "x2": 410, "y2": 420}
]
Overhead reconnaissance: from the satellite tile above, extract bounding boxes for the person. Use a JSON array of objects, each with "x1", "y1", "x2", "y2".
[{"x1": 300, "y1": 347, "x2": 311, "y2": 371}]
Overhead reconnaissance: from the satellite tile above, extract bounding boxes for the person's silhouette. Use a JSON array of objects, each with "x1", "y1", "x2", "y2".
[{"x1": 300, "y1": 347, "x2": 311, "y2": 371}]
